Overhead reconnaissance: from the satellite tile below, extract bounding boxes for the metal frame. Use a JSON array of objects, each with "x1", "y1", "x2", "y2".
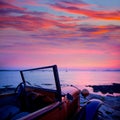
[{"x1": 20, "y1": 65, "x2": 62, "y2": 101}]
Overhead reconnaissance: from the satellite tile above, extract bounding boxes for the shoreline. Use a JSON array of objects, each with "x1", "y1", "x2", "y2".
[{"x1": 86, "y1": 83, "x2": 120, "y2": 95}]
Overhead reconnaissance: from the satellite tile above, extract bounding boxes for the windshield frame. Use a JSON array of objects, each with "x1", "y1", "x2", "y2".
[{"x1": 20, "y1": 65, "x2": 62, "y2": 101}]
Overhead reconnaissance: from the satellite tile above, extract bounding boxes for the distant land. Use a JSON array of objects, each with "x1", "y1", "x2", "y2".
[
  {"x1": 0, "y1": 67, "x2": 120, "y2": 72},
  {"x1": 59, "y1": 68, "x2": 120, "y2": 72}
]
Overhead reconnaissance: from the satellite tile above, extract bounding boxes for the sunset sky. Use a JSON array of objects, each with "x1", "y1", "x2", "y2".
[{"x1": 0, "y1": 0, "x2": 120, "y2": 70}]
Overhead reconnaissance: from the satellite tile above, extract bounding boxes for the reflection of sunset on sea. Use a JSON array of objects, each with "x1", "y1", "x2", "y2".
[
  {"x1": 0, "y1": 0, "x2": 120, "y2": 70},
  {"x1": 59, "y1": 70, "x2": 120, "y2": 86}
]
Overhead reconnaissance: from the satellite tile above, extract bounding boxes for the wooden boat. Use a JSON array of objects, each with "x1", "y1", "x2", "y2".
[{"x1": 0, "y1": 65, "x2": 102, "y2": 120}]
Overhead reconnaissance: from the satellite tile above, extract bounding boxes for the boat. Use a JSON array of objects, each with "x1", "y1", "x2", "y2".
[{"x1": 0, "y1": 65, "x2": 102, "y2": 120}]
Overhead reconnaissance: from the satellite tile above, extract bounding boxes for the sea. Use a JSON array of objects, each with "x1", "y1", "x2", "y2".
[
  {"x1": 0, "y1": 70, "x2": 120, "y2": 96},
  {"x1": 59, "y1": 70, "x2": 120, "y2": 96}
]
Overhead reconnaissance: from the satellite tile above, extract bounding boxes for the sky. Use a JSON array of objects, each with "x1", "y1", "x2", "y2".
[{"x1": 0, "y1": 0, "x2": 120, "y2": 70}]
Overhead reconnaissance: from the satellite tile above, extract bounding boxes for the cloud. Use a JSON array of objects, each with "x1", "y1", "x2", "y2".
[
  {"x1": 0, "y1": 1, "x2": 79, "y2": 31},
  {"x1": 58, "y1": 0, "x2": 92, "y2": 8},
  {"x1": 0, "y1": 1, "x2": 26, "y2": 15},
  {"x1": 0, "y1": 15, "x2": 59, "y2": 31},
  {"x1": 49, "y1": 3, "x2": 120, "y2": 20},
  {"x1": 1, "y1": 1, "x2": 120, "y2": 32},
  {"x1": 0, "y1": 0, "x2": 120, "y2": 69},
  {"x1": 0, "y1": 14, "x2": 79, "y2": 32},
  {"x1": 78, "y1": 25, "x2": 120, "y2": 35}
]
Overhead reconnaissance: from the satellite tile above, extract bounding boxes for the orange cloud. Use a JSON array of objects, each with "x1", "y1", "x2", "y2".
[
  {"x1": 50, "y1": 4, "x2": 120, "y2": 21},
  {"x1": 91, "y1": 26, "x2": 108, "y2": 35},
  {"x1": 92, "y1": 29, "x2": 108, "y2": 35}
]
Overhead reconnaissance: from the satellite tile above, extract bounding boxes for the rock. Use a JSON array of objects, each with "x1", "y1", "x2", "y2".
[
  {"x1": 83, "y1": 93, "x2": 120, "y2": 120},
  {"x1": 87, "y1": 83, "x2": 120, "y2": 94}
]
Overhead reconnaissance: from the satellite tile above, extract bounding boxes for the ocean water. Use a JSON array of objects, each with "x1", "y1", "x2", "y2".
[
  {"x1": 59, "y1": 70, "x2": 120, "y2": 95},
  {"x1": 0, "y1": 70, "x2": 120, "y2": 95}
]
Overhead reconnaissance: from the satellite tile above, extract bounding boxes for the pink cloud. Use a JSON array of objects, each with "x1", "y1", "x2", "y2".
[
  {"x1": 49, "y1": 3, "x2": 120, "y2": 21},
  {"x1": 0, "y1": 1, "x2": 26, "y2": 11},
  {"x1": 0, "y1": 40, "x2": 120, "y2": 69},
  {"x1": 0, "y1": 0, "x2": 120, "y2": 69},
  {"x1": 58, "y1": 1, "x2": 93, "y2": 8}
]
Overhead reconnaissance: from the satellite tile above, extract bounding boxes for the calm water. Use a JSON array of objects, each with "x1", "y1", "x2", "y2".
[
  {"x1": 59, "y1": 70, "x2": 120, "y2": 95},
  {"x1": 0, "y1": 70, "x2": 120, "y2": 95}
]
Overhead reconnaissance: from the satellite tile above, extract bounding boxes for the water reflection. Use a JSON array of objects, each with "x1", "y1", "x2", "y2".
[{"x1": 59, "y1": 70, "x2": 120, "y2": 95}]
